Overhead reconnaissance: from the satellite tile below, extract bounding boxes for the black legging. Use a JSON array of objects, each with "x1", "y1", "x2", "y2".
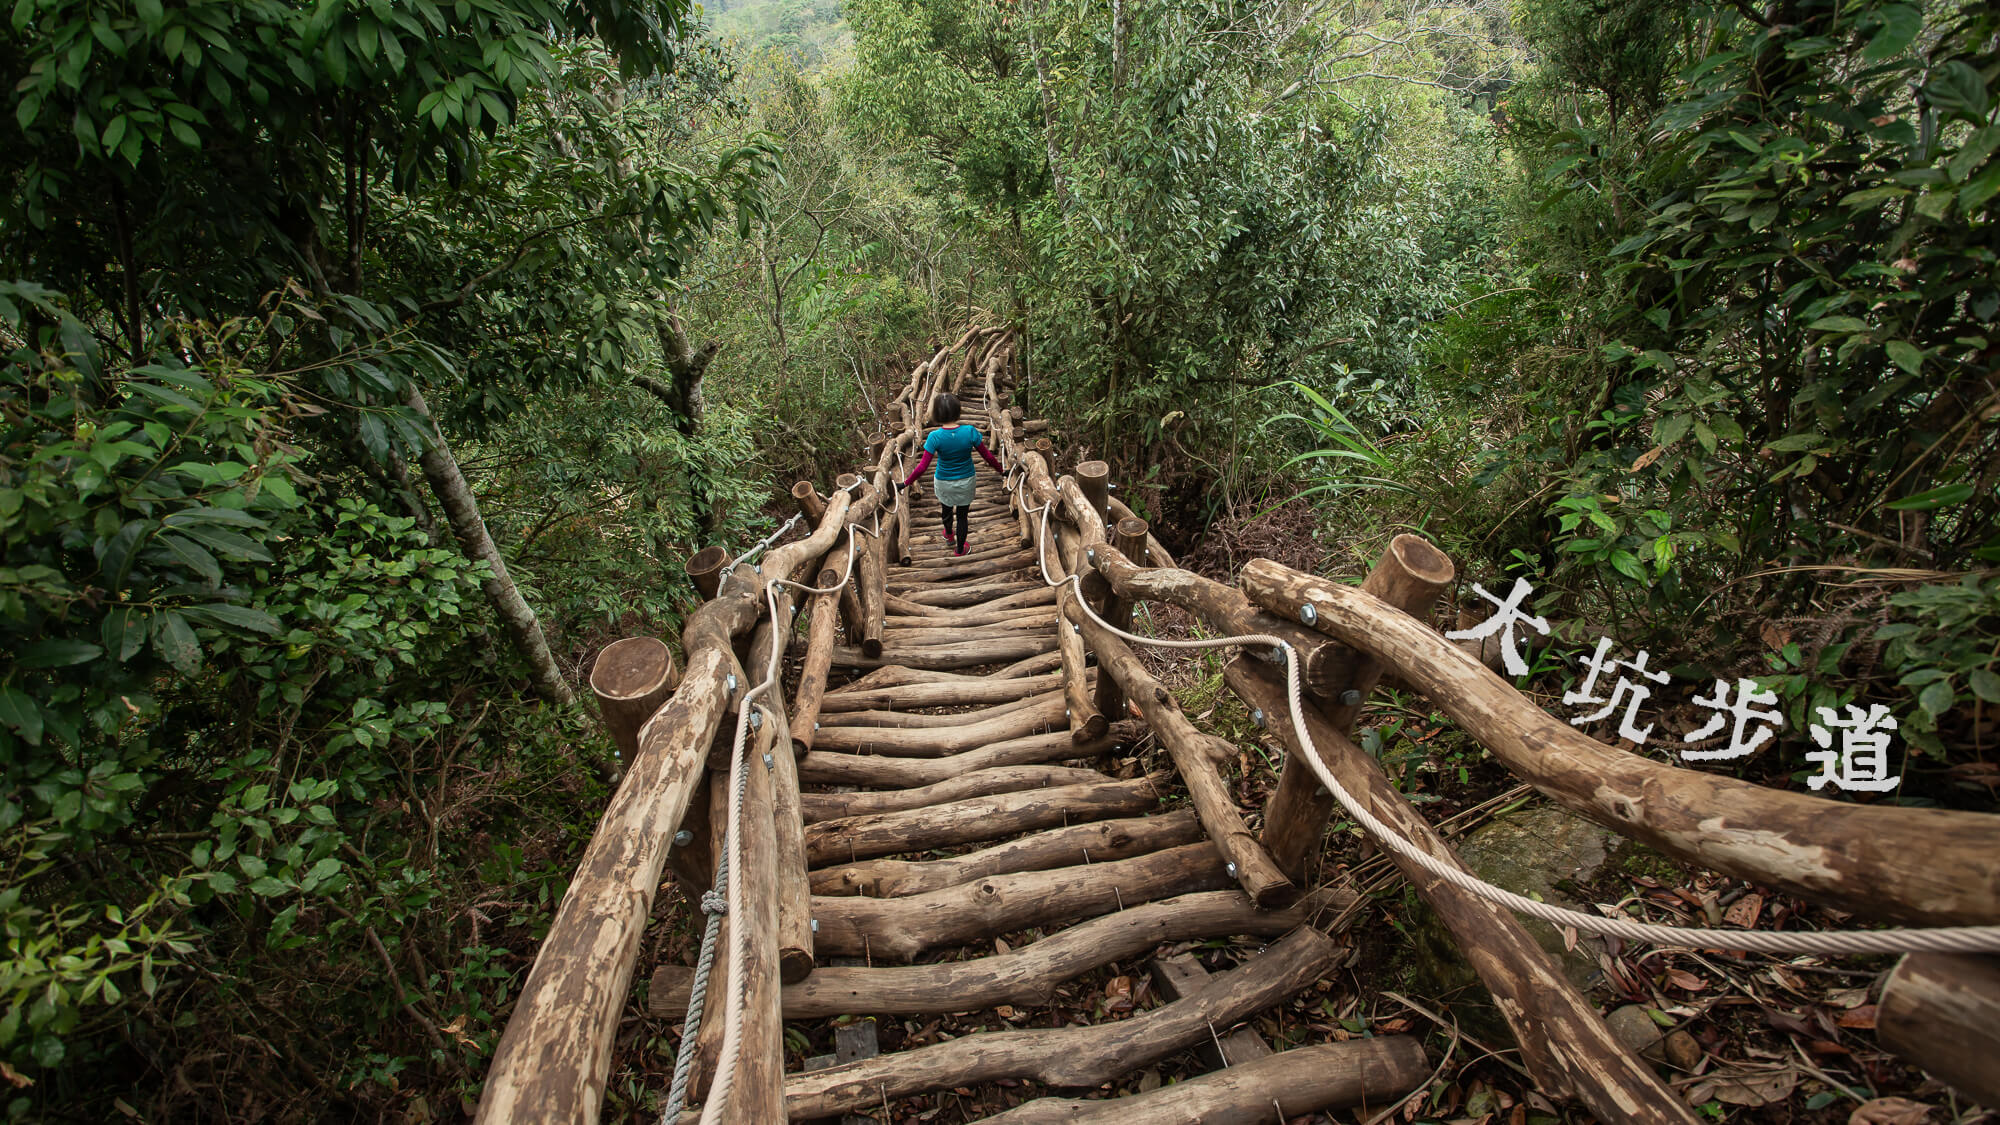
[{"x1": 939, "y1": 501, "x2": 969, "y2": 546}]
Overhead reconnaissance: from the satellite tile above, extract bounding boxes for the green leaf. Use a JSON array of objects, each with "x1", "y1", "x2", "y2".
[
  {"x1": 165, "y1": 506, "x2": 267, "y2": 529},
  {"x1": 181, "y1": 603, "x2": 281, "y2": 634},
  {"x1": 206, "y1": 870, "x2": 238, "y2": 894},
  {"x1": 15, "y1": 90, "x2": 39, "y2": 131},
  {"x1": 1862, "y1": 3, "x2": 1922, "y2": 60},
  {"x1": 153, "y1": 611, "x2": 201, "y2": 673},
  {"x1": 0, "y1": 688, "x2": 43, "y2": 746},
  {"x1": 102, "y1": 607, "x2": 146, "y2": 662},
  {"x1": 1885, "y1": 483, "x2": 1974, "y2": 511},
  {"x1": 18, "y1": 638, "x2": 104, "y2": 667},
  {"x1": 1927, "y1": 61, "x2": 1990, "y2": 121},
  {"x1": 1807, "y1": 316, "x2": 1871, "y2": 333},
  {"x1": 158, "y1": 533, "x2": 222, "y2": 583},
  {"x1": 1884, "y1": 340, "x2": 1923, "y2": 375},
  {"x1": 249, "y1": 875, "x2": 288, "y2": 897},
  {"x1": 1961, "y1": 162, "x2": 2000, "y2": 213},
  {"x1": 1947, "y1": 125, "x2": 2000, "y2": 184},
  {"x1": 1968, "y1": 669, "x2": 2000, "y2": 704},
  {"x1": 1918, "y1": 678, "x2": 1954, "y2": 716},
  {"x1": 173, "y1": 524, "x2": 271, "y2": 563},
  {"x1": 1915, "y1": 190, "x2": 1953, "y2": 220}
]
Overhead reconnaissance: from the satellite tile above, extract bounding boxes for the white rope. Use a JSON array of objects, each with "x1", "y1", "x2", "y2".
[{"x1": 1012, "y1": 473, "x2": 2000, "y2": 955}]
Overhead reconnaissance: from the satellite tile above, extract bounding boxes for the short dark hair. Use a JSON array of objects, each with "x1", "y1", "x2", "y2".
[{"x1": 932, "y1": 392, "x2": 961, "y2": 423}]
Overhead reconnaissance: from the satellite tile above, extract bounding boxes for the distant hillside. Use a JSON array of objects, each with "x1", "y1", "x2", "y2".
[{"x1": 703, "y1": 0, "x2": 851, "y2": 67}]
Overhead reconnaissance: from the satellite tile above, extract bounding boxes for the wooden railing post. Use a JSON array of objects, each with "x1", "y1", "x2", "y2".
[
  {"x1": 1878, "y1": 953, "x2": 2000, "y2": 1107},
  {"x1": 748, "y1": 566, "x2": 817, "y2": 985},
  {"x1": 588, "y1": 636, "x2": 677, "y2": 760},
  {"x1": 685, "y1": 544, "x2": 728, "y2": 600},
  {"x1": 1073, "y1": 460, "x2": 1110, "y2": 527},
  {"x1": 1092, "y1": 517, "x2": 1147, "y2": 722},
  {"x1": 855, "y1": 484, "x2": 888, "y2": 658},
  {"x1": 791, "y1": 480, "x2": 826, "y2": 524},
  {"x1": 1259, "y1": 534, "x2": 1454, "y2": 883},
  {"x1": 832, "y1": 474, "x2": 867, "y2": 638}
]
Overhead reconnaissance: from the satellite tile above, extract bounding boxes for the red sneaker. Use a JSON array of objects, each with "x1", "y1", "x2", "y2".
[{"x1": 954, "y1": 541, "x2": 969, "y2": 557}]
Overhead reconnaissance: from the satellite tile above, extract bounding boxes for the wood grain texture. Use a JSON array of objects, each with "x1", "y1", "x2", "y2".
[{"x1": 810, "y1": 841, "x2": 1237, "y2": 962}]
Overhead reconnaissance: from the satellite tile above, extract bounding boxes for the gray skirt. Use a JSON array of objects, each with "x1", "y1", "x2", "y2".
[{"x1": 933, "y1": 475, "x2": 977, "y2": 508}]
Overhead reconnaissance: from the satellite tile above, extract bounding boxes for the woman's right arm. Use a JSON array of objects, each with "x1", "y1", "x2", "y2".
[{"x1": 899, "y1": 451, "x2": 934, "y2": 489}]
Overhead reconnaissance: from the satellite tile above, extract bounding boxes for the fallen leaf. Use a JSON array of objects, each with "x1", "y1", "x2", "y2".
[
  {"x1": 1723, "y1": 893, "x2": 1765, "y2": 929},
  {"x1": 1138, "y1": 1067, "x2": 1161, "y2": 1093},
  {"x1": 440, "y1": 1014, "x2": 479, "y2": 1049},
  {"x1": 1631, "y1": 444, "x2": 1666, "y2": 471},
  {"x1": 1104, "y1": 975, "x2": 1135, "y2": 1013},
  {"x1": 995, "y1": 1005, "x2": 1021, "y2": 1022},
  {"x1": 1837, "y1": 1004, "x2": 1878, "y2": 1029},
  {"x1": 1759, "y1": 623, "x2": 1791, "y2": 651},
  {"x1": 1850, "y1": 1097, "x2": 1934, "y2": 1125},
  {"x1": 1827, "y1": 987, "x2": 1871, "y2": 1009},
  {"x1": 1562, "y1": 925, "x2": 1579, "y2": 952},
  {"x1": 994, "y1": 937, "x2": 1010, "y2": 955},
  {"x1": 0, "y1": 1062, "x2": 31, "y2": 1089},
  {"x1": 1684, "y1": 1062, "x2": 1800, "y2": 1107},
  {"x1": 1665, "y1": 968, "x2": 1708, "y2": 992}
]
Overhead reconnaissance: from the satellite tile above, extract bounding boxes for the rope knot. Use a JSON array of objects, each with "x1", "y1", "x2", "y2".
[{"x1": 700, "y1": 891, "x2": 729, "y2": 915}]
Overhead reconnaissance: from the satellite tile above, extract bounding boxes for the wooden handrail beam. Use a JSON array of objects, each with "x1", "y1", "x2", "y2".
[{"x1": 1238, "y1": 557, "x2": 2000, "y2": 926}]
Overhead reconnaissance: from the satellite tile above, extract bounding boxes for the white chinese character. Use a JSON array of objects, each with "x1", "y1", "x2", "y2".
[
  {"x1": 1680, "y1": 678, "x2": 1783, "y2": 761},
  {"x1": 1806, "y1": 704, "x2": 1900, "y2": 792},
  {"x1": 1564, "y1": 636, "x2": 1670, "y2": 745},
  {"x1": 1446, "y1": 578, "x2": 1551, "y2": 677}
]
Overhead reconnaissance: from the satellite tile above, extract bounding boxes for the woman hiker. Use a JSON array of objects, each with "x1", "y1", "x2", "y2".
[{"x1": 896, "y1": 392, "x2": 1004, "y2": 556}]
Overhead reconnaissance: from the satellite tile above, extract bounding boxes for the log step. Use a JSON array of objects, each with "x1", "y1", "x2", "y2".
[
  {"x1": 811, "y1": 841, "x2": 1237, "y2": 962},
  {"x1": 803, "y1": 773, "x2": 1165, "y2": 866},
  {"x1": 972, "y1": 1038, "x2": 1430, "y2": 1124},
  {"x1": 650, "y1": 885, "x2": 1354, "y2": 1018},
  {"x1": 808, "y1": 810, "x2": 1207, "y2": 898},
  {"x1": 780, "y1": 926, "x2": 1346, "y2": 1117}
]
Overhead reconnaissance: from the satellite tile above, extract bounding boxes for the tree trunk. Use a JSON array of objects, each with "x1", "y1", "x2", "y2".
[{"x1": 405, "y1": 386, "x2": 574, "y2": 708}]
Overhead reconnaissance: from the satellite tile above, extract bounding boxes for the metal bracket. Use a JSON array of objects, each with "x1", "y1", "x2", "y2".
[
  {"x1": 1298, "y1": 602, "x2": 1318, "y2": 626},
  {"x1": 673, "y1": 830, "x2": 694, "y2": 847}
]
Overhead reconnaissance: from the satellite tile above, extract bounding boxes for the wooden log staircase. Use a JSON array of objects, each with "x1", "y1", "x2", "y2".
[{"x1": 472, "y1": 327, "x2": 2000, "y2": 1123}]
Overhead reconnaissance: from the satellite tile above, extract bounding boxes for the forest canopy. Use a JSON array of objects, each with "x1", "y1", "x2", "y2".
[{"x1": 1, "y1": 0, "x2": 1995, "y2": 1119}]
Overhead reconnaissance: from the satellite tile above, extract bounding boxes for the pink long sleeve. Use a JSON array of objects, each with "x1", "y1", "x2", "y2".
[
  {"x1": 900, "y1": 451, "x2": 934, "y2": 489},
  {"x1": 976, "y1": 442, "x2": 1003, "y2": 473}
]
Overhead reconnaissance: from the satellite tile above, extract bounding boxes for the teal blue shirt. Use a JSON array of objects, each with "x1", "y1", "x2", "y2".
[{"x1": 924, "y1": 425, "x2": 984, "y2": 481}]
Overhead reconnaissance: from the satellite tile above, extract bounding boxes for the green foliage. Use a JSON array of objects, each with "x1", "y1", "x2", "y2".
[
  {"x1": 0, "y1": 284, "x2": 303, "y2": 826},
  {"x1": 1877, "y1": 573, "x2": 2000, "y2": 757},
  {"x1": 844, "y1": 0, "x2": 1518, "y2": 524}
]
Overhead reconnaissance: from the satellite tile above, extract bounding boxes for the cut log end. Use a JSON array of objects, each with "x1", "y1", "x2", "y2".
[
  {"x1": 779, "y1": 946, "x2": 816, "y2": 985},
  {"x1": 685, "y1": 544, "x2": 729, "y2": 600},
  {"x1": 1387, "y1": 531, "x2": 1455, "y2": 588},
  {"x1": 589, "y1": 636, "x2": 676, "y2": 701}
]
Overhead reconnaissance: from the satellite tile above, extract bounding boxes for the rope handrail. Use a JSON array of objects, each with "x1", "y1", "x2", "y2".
[{"x1": 1013, "y1": 473, "x2": 2000, "y2": 956}]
